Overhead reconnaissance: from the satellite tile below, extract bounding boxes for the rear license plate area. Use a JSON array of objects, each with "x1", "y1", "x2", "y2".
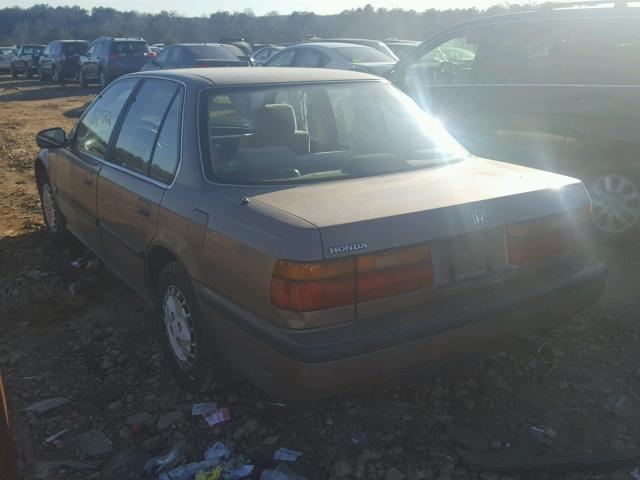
[{"x1": 432, "y1": 227, "x2": 508, "y2": 285}]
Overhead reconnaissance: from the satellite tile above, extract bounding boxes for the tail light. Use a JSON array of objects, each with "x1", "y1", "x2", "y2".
[
  {"x1": 507, "y1": 207, "x2": 589, "y2": 265},
  {"x1": 271, "y1": 244, "x2": 433, "y2": 312}
]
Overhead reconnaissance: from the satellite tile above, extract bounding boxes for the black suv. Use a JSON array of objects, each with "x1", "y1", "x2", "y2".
[
  {"x1": 79, "y1": 37, "x2": 149, "y2": 88},
  {"x1": 390, "y1": 2, "x2": 640, "y2": 243},
  {"x1": 39, "y1": 40, "x2": 89, "y2": 83},
  {"x1": 10, "y1": 44, "x2": 46, "y2": 78}
]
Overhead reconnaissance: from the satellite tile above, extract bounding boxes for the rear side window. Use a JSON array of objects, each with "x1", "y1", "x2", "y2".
[
  {"x1": 112, "y1": 41, "x2": 147, "y2": 55},
  {"x1": 74, "y1": 79, "x2": 138, "y2": 158},
  {"x1": 187, "y1": 45, "x2": 237, "y2": 60},
  {"x1": 150, "y1": 90, "x2": 183, "y2": 184},
  {"x1": 112, "y1": 79, "x2": 179, "y2": 175},
  {"x1": 293, "y1": 48, "x2": 327, "y2": 68},
  {"x1": 335, "y1": 46, "x2": 394, "y2": 63},
  {"x1": 266, "y1": 49, "x2": 296, "y2": 67}
]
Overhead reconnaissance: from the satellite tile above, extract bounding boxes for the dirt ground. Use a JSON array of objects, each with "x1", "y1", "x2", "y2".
[{"x1": 2, "y1": 75, "x2": 640, "y2": 480}]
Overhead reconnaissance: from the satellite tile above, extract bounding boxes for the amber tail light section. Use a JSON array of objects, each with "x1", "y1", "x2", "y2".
[
  {"x1": 507, "y1": 208, "x2": 589, "y2": 265},
  {"x1": 271, "y1": 244, "x2": 434, "y2": 312},
  {"x1": 271, "y1": 258, "x2": 356, "y2": 312}
]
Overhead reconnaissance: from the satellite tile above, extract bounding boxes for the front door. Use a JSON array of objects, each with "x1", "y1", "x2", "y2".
[
  {"x1": 52, "y1": 78, "x2": 139, "y2": 256},
  {"x1": 97, "y1": 78, "x2": 184, "y2": 289}
]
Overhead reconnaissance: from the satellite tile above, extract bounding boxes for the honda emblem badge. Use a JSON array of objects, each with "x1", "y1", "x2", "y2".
[{"x1": 471, "y1": 209, "x2": 486, "y2": 226}]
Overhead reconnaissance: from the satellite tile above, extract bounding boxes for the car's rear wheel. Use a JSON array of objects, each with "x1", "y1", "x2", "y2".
[
  {"x1": 79, "y1": 69, "x2": 88, "y2": 87},
  {"x1": 588, "y1": 172, "x2": 640, "y2": 244},
  {"x1": 158, "y1": 261, "x2": 227, "y2": 392},
  {"x1": 39, "y1": 178, "x2": 67, "y2": 245}
]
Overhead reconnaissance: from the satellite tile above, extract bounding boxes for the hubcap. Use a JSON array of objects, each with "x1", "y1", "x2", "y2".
[
  {"x1": 42, "y1": 183, "x2": 57, "y2": 233},
  {"x1": 163, "y1": 285, "x2": 197, "y2": 371},
  {"x1": 589, "y1": 174, "x2": 640, "y2": 234}
]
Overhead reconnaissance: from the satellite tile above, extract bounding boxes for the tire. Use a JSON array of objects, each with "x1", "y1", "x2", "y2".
[
  {"x1": 39, "y1": 177, "x2": 67, "y2": 246},
  {"x1": 25, "y1": 66, "x2": 33, "y2": 79},
  {"x1": 38, "y1": 68, "x2": 46, "y2": 82},
  {"x1": 157, "y1": 261, "x2": 228, "y2": 392},
  {"x1": 79, "y1": 69, "x2": 88, "y2": 88},
  {"x1": 99, "y1": 69, "x2": 109, "y2": 89},
  {"x1": 10, "y1": 65, "x2": 16, "y2": 78},
  {"x1": 586, "y1": 171, "x2": 640, "y2": 245}
]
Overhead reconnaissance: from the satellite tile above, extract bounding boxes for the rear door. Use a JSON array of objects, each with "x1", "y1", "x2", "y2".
[
  {"x1": 40, "y1": 43, "x2": 53, "y2": 75},
  {"x1": 52, "y1": 78, "x2": 139, "y2": 255},
  {"x1": 394, "y1": 20, "x2": 575, "y2": 171},
  {"x1": 97, "y1": 78, "x2": 183, "y2": 288}
]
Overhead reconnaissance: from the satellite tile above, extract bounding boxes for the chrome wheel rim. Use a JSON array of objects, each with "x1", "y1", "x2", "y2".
[
  {"x1": 42, "y1": 183, "x2": 57, "y2": 233},
  {"x1": 590, "y1": 174, "x2": 640, "y2": 234},
  {"x1": 163, "y1": 285, "x2": 197, "y2": 371}
]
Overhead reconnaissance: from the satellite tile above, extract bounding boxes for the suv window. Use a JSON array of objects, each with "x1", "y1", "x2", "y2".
[
  {"x1": 112, "y1": 79, "x2": 179, "y2": 175},
  {"x1": 150, "y1": 89, "x2": 183, "y2": 184},
  {"x1": 63, "y1": 42, "x2": 88, "y2": 56},
  {"x1": 74, "y1": 79, "x2": 138, "y2": 159},
  {"x1": 111, "y1": 41, "x2": 147, "y2": 55}
]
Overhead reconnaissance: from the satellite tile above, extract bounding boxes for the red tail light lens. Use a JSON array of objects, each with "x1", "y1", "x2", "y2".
[
  {"x1": 507, "y1": 208, "x2": 589, "y2": 265},
  {"x1": 356, "y1": 245, "x2": 433, "y2": 302},
  {"x1": 271, "y1": 244, "x2": 434, "y2": 312}
]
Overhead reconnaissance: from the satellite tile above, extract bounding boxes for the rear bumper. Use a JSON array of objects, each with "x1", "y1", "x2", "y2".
[{"x1": 196, "y1": 262, "x2": 607, "y2": 401}]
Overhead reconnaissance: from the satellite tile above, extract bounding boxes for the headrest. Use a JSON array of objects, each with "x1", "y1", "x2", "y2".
[{"x1": 254, "y1": 104, "x2": 297, "y2": 136}]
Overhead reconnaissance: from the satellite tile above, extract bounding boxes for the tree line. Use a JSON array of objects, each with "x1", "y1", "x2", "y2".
[{"x1": 0, "y1": 3, "x2": 538, "y2": 46}]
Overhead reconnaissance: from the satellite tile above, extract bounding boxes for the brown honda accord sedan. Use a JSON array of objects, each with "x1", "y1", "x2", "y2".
[{"x1": 34, "y1": 68, "x2": 606, "y2": 401}]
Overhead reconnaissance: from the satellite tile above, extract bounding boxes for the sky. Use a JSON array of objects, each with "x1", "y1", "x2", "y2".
[{"x1": 0, "y1": 0, "x2": 510, "y2": 16}]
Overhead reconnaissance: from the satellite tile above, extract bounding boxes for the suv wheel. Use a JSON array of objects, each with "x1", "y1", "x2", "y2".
[
  {"x1": 10, "y1": 64, "x2": 16, "y2": 78},
  {"x1": 25, "y1": 66, "x2": 33, "y2": 79},
  {"x1": 39, "y1": 178, "x2": 67, "y2": 245},
  {"x1": 79, "y1": 69, "x2": 88, "y2": 88},
  {"x1": 38, "y1": 68, "x2": 47, "y2": 82},
  {"x1": 588, "y1": 172, "x2": 640, "y2": 244},
  {"x1": 157, "y1": 261, "x2": 228, "y2": 392},
  {"x1": 99, "y1": 69, "x2": 109, "y2": 89}
]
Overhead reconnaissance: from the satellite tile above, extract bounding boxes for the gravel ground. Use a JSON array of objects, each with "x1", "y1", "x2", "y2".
[{"x1": 2, "y1": 75, "x2": 640, "y2": 480}]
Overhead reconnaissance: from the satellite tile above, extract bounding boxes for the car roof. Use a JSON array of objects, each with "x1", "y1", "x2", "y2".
[
  {"x1": 327, "y1": 38, "x2": 383, "y2": 44},
  {"x1": 126, "y1": 67, "x2": 380, "y2": 86},
  {"x1": 22, "y1": 44, "x2": 46, "y2": 48},
  {"x1": 55, "y1": 40, "x2": 88, "y2": 43},
  {"x1": 429, "y1": 4, "x2": 640, "y2": 37},
  {"x1": 175, "y1": 43, "x2": 229, "y2": 47},
  {"x1": 300, "y1": 42, "x2": 371, "y2": 49}
]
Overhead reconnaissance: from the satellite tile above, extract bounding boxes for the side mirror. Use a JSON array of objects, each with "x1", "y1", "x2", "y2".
[{"x1": 36, "y1": 127, "x2": 66, "y2": 149}]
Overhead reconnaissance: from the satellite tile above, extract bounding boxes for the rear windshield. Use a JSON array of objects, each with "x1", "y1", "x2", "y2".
[
  {"x1": 222, "y1": 45, "x2": 245, "y2": 57},
  {"x1": 201, "y1": 82, "x2": 467, "y2": 185},
  {"x1": 63, "y1": 42, "x2": 88, "y2": 55},
  {"x1": 335, "y1": 46, "x2": 394, "y2": 64},
  {"x1": 186, "y1": 45, "x2": 237, "y2": 60},
  {"x1": 22, "y1": 46, "x2": 44, "y2": 55},
  {"x1": 111, "y1": 41, "x2": 148, "y2": 54}
]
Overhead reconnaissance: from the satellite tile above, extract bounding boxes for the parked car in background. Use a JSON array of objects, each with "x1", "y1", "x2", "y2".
[
  {"x1": 384, "y1": 38, "x2": 420, "y2": 59},
  {"x1": 221, "y1": 43, "x2": 255, "y2": 66},
  {"x1": 219, "y1": 36, "x2": 252, "y2": 56},
  {"x1": 389, "y1": 2, "x2": 640, "y2": 243},
  {"x1": 0, "y1": 47, "x2": 16, "y2": 72},
  {"x1": 11, "y1": 44, "x2": 45, "y2": 78},
  {"x1": 146, "y1": 45, "x2": 162, "y2": 60},
  {"x1": 79, "y1": 37, "x2": 148, "y2": 88},
  {"x1": 252, "y1": 46, "x2": 283, "y2": 66},
  {"x1": 33, "y1": 67, "x2": 606, "y2": 400},
  {"x1": 142, "y1": 43, "x2": 250, "y2": 71},
  {"x1": 313, "y1": 38, "x2": 399, "y2": 61},
  {"x1": 39, "y1": 40, "x2": 89, "y2": 83},
  {"x1": 265, "y1": 42, "x2": 397, "y2": 75}
]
